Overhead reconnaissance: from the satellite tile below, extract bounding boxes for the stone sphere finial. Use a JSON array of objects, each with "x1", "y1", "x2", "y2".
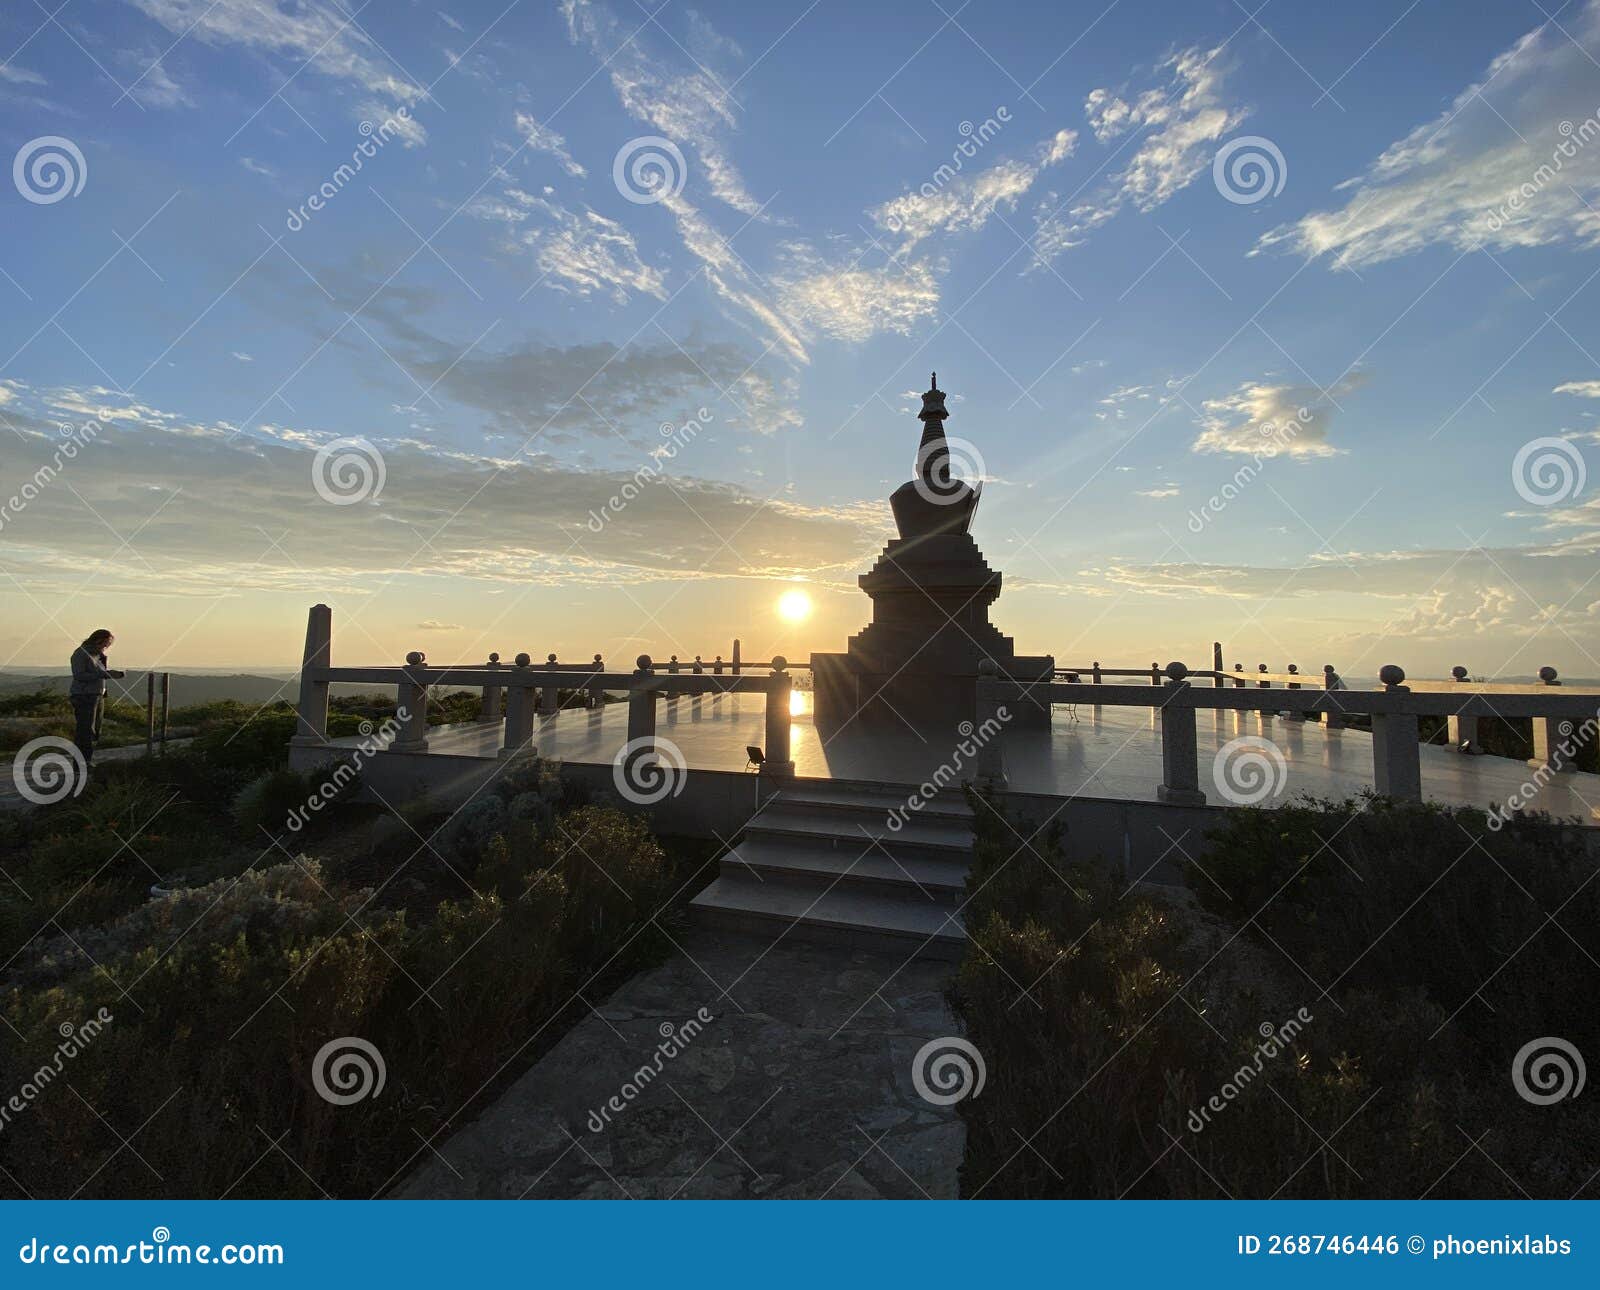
[
  {"x1": 1451, "y1": 665, "x2": 1469, "y2": 680},
  {"x1": 1379, "y1": 664, "x2": 1405, "y2": 686},
  {"x1": 1165, "y1": 661, "x2": 1188, "y2": 681},
  {"x1": 1258, "y1": 663, "x2": 1268, "y2": 673},
  {"x1": 593, "y1": 653, "x2": 603, "y2": 664},
  {"x1": 488, "y1": 651, "x2": 500, "y2": 664},
  {"x1": 405, "y1": 650, "x2": 425, "y2": 666},
  {"x1": 771, "y1": 655, "x2": 788, "y2": 672},
  {"x1": 977, "y1": 658, "x2": 997, "y2": 677},
  {"x1": 1539, "y1": 665, "x2": 1558, "y2": 682},
  {"x1": 1287, "y1": 663, "x2": 1299, "y2": 674},
  {"x1": 636, "y1": 654, "x2": 653, "y2": 672},
  {"x1": 547, "y1": 653, "x2": 557, "y2": 664},
  {"x1": 514, "y1": 652, "x2": 531, "y2": 667}
]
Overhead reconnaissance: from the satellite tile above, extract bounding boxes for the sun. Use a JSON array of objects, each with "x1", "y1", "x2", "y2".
[{"x1": 777, "y1": 588, "x2": 812, "y2": 623}]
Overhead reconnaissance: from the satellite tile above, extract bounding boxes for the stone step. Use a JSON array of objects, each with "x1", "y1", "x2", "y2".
[
  {"x1": 770, "y1": 779, "x2": 973, "y2": 824},
  {"x1": 747, "y1": 802, "x2": 973, "y2": 862},
  {"x1": 721, "y1": 835, "x2": 968, "y2": 904},
  {"x1": 689, "y1": 873, "x2": 966, "y2": 961}
]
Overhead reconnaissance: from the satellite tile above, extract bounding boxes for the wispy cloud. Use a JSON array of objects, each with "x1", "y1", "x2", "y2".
[
  {"x1": 515, "y1": 110, "x2": 586, "y2": 178},
  {"x1": 1192, "y1": 375, "x2": 1367, "y2": 458},
  {"x1": 1033, "y1": 46, "x2": 1245, "y2": 267},
  {"x1": 1257, "y1": 1, "x2": 1600, "y2": 270}
]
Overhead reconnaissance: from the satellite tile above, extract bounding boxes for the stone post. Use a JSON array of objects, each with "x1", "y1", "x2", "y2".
[
  {"x1": 291, "y1": 603, "x2": 332, "y2": 746},
  {"x1": 1284, "y1": 664, "x2": 1305, "y2": 720},
  {"x1": 627, "y1": 655, "x2": 658, "y2": 751},
  {"x1": 1530, "y1": 667, "x2": 1578, "y2": 773},
  {"x1": 480, "y1": 653, "x2": 502, "y2": 723},
  {"x1": 1212, "y1": 641, "x2": 1225, "y2": 688},
  {"x1": 392, "y1": 651, "x2": 431, "y2": 753},
  {"x1": 1445, "y1": 665, "x2": 1479, "y2": 752},
  {"x1": 500, "y1": 653, "x2": 535, "y2": 758},
  {"x1": 732, "y1": 638, "x2": 742, "y2": 676},
  {"x1": 538, "y1": 653, "x2": 560, "y2": 716},
  {"x1": 1156, "y1": 663, "x2": 1206, "y2": 805},
  {"x1": 1321, "y1": 665, "x2": 1345, "y2": 729},
  {"x1": 1371, "y1": 665, "x2": 1421, "y2": 800},
  {"x1": 763, "y1": 657, "x2": 795, "y2": 776},
  {"x1": 587, "y1": 655, "x2": 605, "y2": 709},
  {"x1": 975, "y1": 659, "x2": 1009, "y2": 790}
]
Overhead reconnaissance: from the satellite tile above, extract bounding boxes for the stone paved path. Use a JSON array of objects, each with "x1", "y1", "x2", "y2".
[{"x1": 398, "y1": 931, "x2": 966, "y2": 1199}]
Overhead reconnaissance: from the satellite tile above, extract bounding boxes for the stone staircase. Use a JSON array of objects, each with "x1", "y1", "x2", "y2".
[{"x1": 689, "y1": 780, "x2": 974, "y2": 960}]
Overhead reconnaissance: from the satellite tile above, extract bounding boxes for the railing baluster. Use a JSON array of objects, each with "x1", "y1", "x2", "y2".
[
  {"x1": 1156, "y1": 662, "x2": 1206, "y2": 805},
  {"x1": 763, "y1": 657, "x2": 795, "y2": 776},
  {"x1": 480, "y1": 652, "x2": 502, "y2": 724},
  {"x1": 1371, "y1": 665, "x2": 1421, "y2": 799},
  {"x1": 1530, "y1": 667, "x2": 1577, "y2": 773},
  {"x1": 1445, "y1": 665, "x2": 1477, "y2": 752},
  {"x1": 500, "y1": 653, "x2": 534, "y2": 758},
  {"x1": 393, "y1": 651, "x2": 431, "y2": 753}
]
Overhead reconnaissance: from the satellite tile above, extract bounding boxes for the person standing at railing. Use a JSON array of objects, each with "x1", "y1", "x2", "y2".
[{"x1": 69, "y1": 628, "x2": 125, "y2": 768}]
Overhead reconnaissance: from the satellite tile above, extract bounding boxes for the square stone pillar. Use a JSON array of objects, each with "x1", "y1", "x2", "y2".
[
  {"x1": 1371, "y1": 667, "x2": 1421, "y2": 799},
  {"x1": 1155, "y1": 669, "x2": 1205, "y2": 805},
  {"x1": 291, "y1": 603, "x2": 331, "y2": 747},
  {"x1": 762, "y1": 661, "x2": 795, "y2": 777}
]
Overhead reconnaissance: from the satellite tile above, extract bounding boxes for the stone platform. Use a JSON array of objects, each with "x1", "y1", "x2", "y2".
[{"x1": 343, "y1": 693, "x2": 1600, "y2": 822}]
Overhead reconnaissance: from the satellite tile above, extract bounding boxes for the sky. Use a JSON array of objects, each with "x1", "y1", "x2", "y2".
[{"x1": 1, "y1": 0, "x2": 1599, "y2": 681}]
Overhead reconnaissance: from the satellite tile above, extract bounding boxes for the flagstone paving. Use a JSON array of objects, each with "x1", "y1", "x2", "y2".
[{"x1": 397, "y1": 931, "x2": 965, "y2": 1200}]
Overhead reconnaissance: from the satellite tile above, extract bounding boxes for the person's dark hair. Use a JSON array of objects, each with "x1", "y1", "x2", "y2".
[{"x1": 83, "y1": 629, "x2": 114, "y2": 652}]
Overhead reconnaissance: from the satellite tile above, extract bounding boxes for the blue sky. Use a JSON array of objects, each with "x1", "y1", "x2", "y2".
[{"x1": 2, "y1": 0, "x2": 1599, "y2": 678}]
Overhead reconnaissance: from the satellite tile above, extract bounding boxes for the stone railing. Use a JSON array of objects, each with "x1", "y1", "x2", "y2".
[
  {"x1": 976, "y1": 660, "x2": 1600, "y2": 806},
  {"x1": 287, "y1": 604, "x2": 798, "y2": 775}
]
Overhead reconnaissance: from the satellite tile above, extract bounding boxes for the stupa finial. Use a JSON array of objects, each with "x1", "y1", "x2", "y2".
[{"x1": 930, "y1": 371, "x2": 938, "y2": 391}]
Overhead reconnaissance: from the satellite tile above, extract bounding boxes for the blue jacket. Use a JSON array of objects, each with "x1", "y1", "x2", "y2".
[{"x1": 69, "y1": 645, "x2": 115, "y2": 699}]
